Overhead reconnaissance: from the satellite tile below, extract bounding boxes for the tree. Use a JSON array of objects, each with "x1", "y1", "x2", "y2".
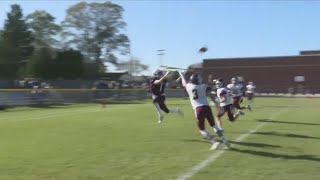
[
  {"x1": 0, "y1": 30, "x2": 3, "y2": 44},
  {"x1": 83, "y1": 62, "x2": 101, "y2": 78},
  {"x1": 54, "y1": 49, "x2": 84, "y2": 78},
  {"x1": 117, "y1": 58, "x2": 149, "y2": 75},
  {"x1": 0, "y1": 30, "x2": 4, "y2": 74},
  {"x1": 62, "y1": 1, "x2": 130, "y2": 70},
  {"x1": 26, "y1": 10, "x2": 61, "y2": 49},
  {"x1": 26, "y1": 47, "x2": 53, "y2": 78},
  {"x1": 26, "y1": 48, "x2": 84, "y2": 78},
  {"x1": 0, "y1": 4, "x2": 34, "y2": 77}
]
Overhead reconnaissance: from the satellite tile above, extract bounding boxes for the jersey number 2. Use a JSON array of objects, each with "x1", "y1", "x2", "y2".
[{"x1": 192, "y1": 89, "x2": 198, "y2": 99}]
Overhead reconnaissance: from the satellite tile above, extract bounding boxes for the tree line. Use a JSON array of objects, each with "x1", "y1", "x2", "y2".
[{"x1": 0, "y1": 2, "x2": 148, "y2": 79}]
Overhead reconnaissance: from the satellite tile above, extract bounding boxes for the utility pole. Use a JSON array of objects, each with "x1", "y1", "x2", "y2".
[{"x1": 157, "y1": 49, "x2": 165, "y2": 66}]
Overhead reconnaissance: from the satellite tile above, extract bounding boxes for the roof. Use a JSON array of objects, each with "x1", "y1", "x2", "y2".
[
  {"x1": 204, "y1": 54, "x2": 320, "y2": 62},
  {"x1": 188, "y1": 62, "x2": 202, "y2": 69},
  {"x1": 202, "y1": 53, "x2": 320, "y2": 70},
  {"x1": 119, "y1": 74, "x2": 149, "y2": 82}
]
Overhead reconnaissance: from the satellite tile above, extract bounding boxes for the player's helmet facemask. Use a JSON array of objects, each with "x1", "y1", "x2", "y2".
[
  {"x1": 189, "y1": 74, "x2": 202, "y2": 85},
  {"x1": 231, "y1": 77, "x2": 237, "y2": 84},
  {"x1": 215, "y1": 79, "x2": 223, "y2": 88},
  {"x1": 153, "y1": 69, "x2": 163, "y2": 78}
]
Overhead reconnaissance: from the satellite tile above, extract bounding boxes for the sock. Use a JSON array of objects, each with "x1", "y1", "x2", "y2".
[
  {"x1": 212, "y1": 125, "x2": 221, "y2": 133},
  {"x1": 159, "y1": 115, "x2": 163, "y2": 122},
  {"x1": 154, "y1": 103, "x2": 163, "y2": 121},
  {"x1": 212, "y1": 126, "x2": 226, "y2": 140},
  {"x1": 200, "y1": 130, "x2": 215, "y2": 143}
]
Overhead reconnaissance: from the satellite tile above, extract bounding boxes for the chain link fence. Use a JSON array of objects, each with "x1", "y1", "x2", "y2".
[{"x1": 0, "y1": 89, "x2": 188, "y2": 107}]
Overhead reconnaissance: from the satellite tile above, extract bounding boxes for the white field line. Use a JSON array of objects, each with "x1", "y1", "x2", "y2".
[{"x1": 176, "y1": 109, "x2": 288, "y2": 180}]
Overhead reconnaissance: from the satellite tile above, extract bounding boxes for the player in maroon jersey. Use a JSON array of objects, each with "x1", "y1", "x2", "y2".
[{"x1": 150, "y1": 70, "x2": 183, "y2": 123}]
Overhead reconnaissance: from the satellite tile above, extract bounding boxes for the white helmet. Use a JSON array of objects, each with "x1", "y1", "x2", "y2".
[
  {"x1": 213, "y1": 78, "x2": 223, "y2": 84},
  {"x1": 249, "y1": 81, "x2": 254, "y2": 85},
  {"x1": 189, "y1": 74, "x2": 203, "y2": 84},
  {"x1": 231, "y1": 77, "x2": 237, "y2": 84},
  {"x1": 212, "y1": 79, "x2": 218, "y2": 84},
  {"x1": 215, "y1": 79, "x2": 223, "y2": 88}
]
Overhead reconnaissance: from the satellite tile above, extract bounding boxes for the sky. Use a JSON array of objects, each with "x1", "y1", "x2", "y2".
[{"x1": 1, "y1": 0, "x2": 320, "y2": 75}]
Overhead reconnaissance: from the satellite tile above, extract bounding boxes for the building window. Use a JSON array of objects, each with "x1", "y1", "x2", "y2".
[{"x1": 294, "y1": 76, "x2": 305, "y2": 82}]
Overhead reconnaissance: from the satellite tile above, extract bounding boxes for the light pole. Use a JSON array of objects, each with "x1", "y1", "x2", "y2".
[{"x1": 157, "y1": 49, "x2": 165, "y2": 66}]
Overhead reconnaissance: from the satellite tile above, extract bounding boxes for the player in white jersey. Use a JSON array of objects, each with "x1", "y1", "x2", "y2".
[
  {"x1": 214, "y1": 79, "x2": 242, "y2": 130},
  {"x1": 227, "y1": 77, "x2": 251, "y2": 114},
  {"x1": 178, "y1": 71, "x2": 230, "y2": 150},
  {"x1": 208, "y1": 78, "x2": 223, "y2": 109},
  {"x1": 246, "y1": 81, "x2": 256, "y2": 103}
]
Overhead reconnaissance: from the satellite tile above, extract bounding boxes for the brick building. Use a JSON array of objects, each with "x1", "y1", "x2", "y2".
[{"x1": 201, "y1": 51, "x2": 320, "y2": 93}]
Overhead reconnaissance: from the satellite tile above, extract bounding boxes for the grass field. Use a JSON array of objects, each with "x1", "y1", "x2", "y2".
[{"x1": 0, "y1": 97, "x2": 319, "y2": 180}]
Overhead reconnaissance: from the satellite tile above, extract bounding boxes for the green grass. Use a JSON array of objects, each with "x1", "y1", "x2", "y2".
[{"x1": 0, "y1": 97, "x2": 319, "y2": 180}]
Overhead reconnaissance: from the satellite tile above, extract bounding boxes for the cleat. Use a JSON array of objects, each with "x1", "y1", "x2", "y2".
[
  {"x1": 216, "y1": 129, "x2": 224, "y2": 138},
  {"x1": 210, "y1": 142, "x2": 220, "y2": 150},
  {"x1": 158, "y1": 116, "x2": 164, "y2": 124},
  {"x1": 233, "y1": 113, "x2": 240, "y2": 120},
  {"x1": 247, "y1": 105, "x2": 252, "y2": 111},
  {"x1": 237, "y1": 109, "x2": 245, "y2": 115},
  {"x1": 215, "y1": 129, "x2": 231, "y2": 149}
]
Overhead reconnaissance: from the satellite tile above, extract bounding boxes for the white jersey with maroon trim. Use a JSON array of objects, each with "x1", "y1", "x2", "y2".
[
  {"x1": 185, "y1": 83, "x2": 209, "y2": 109},
  {"x1": 246, "y1": 84, "x2": 256, "y2": 93},
  {"x1": 227, "y1": 83, "x2": 243, "y2": 97},
  {"x1": 217, "y1": 87, "x2": 232, "y2": 107}
]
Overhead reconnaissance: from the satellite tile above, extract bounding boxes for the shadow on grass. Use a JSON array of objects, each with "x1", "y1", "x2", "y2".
[
  {"x1": 229, "y1": 141, "x2": 282, "y2": 148},
  {"x1": 181, "y1": 139, "x2": 283, "y2": 149},
  {"x1": 231, "y1": 148, "x2": 320, "y2": 162},
  {"x1": 181, "y1": 139, "x2": 211, "y2": 144},
  {"x1": 252, "y1": 131, "x2": 320, "y2": 140},
  {"x1": 256, "y1": 119, "x2": 320, "y2": 126}
]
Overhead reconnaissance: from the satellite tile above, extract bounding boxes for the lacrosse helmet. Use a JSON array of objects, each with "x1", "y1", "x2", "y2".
[
  {"x1": 215, "y1": 79, "x2": 223, "y2": 88},
  {"x1": 189, "y1": 74, "x2": 203, "y2": 85},
  {"x1": 153, "y1": 69, "x2": 163, "y2": 78}
]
